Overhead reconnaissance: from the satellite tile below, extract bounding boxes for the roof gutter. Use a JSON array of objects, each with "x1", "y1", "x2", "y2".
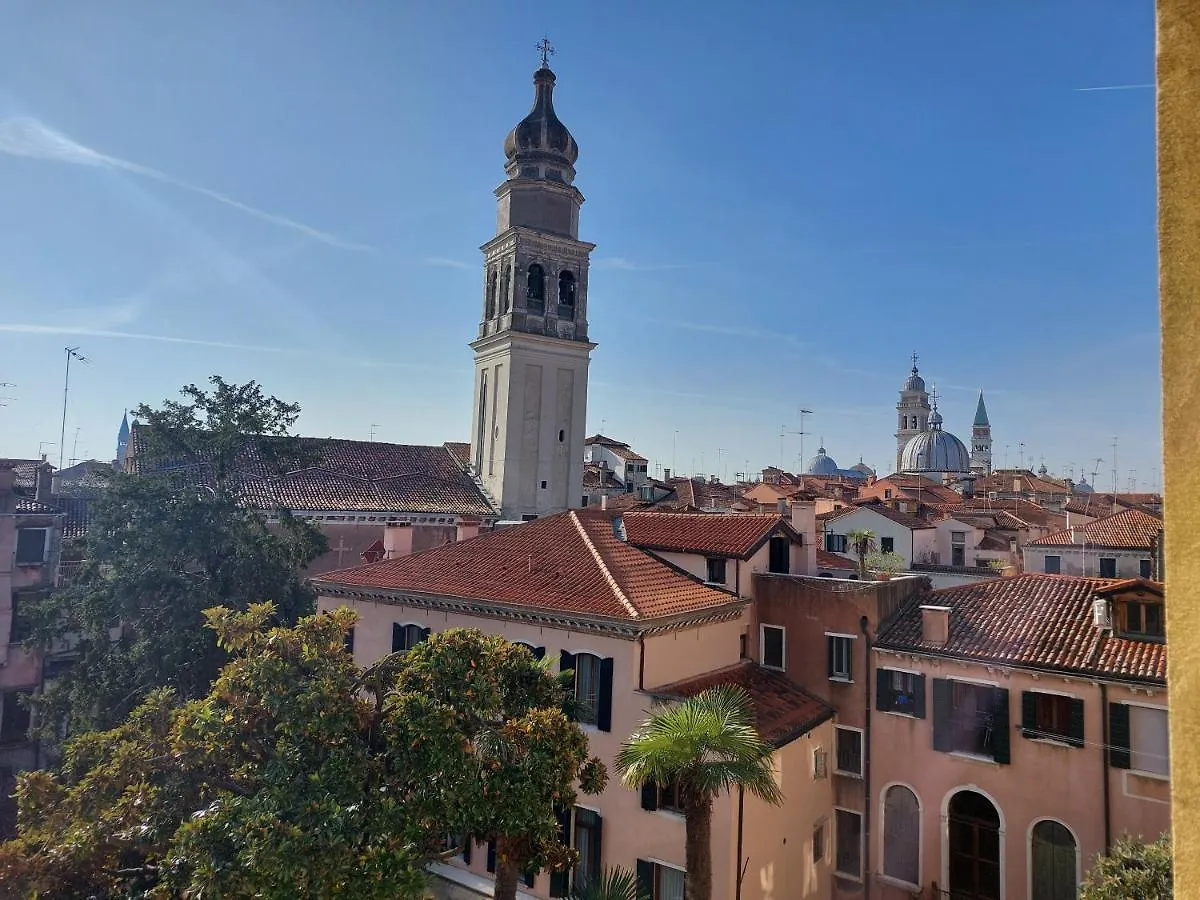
[{"x1": 871, "y1": 645, "x2": 1166, "y2": 689}]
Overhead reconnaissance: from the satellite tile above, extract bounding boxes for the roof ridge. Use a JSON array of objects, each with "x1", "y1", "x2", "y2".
[{"x1": 569, "y1": 511, "x2": 640, "y2": 619}]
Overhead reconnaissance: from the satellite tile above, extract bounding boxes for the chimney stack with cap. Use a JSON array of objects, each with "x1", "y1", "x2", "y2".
[
  {"x1": 36, "y1": 462, "x2": 53, "y2": 503},
  {"x1": 920, "y1": 605, "x2": 951, "y2": 646}
]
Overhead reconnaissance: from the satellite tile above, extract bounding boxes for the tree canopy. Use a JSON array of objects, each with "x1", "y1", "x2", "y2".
[{"x1": 1080, "y1": 835, "x2": 1172, "y2": 900}]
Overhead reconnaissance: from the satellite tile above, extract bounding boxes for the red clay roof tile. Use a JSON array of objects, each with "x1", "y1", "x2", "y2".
[
  {"x1": 622, "y1": 512, "x2": 793, "y2": 559},
  {"x1": 1028, "y1": 508, "x2": 1163, "y2": 549}
]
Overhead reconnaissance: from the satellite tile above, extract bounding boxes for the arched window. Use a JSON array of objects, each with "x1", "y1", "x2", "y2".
[
  {"x1": 475, "y1": 373, "x2": 488, "y2": 473},
  {"x1": 486, "y1": 268, "x2": 497, "y2": 319},
  {"x1": 1031, "y1": 820, "x2": 1077, "y2": 900},
  {"x1": 948, "y1": 790, "x2": 1001, "y2": 900},
  {"x1": 558, "y1": 270, "x2": 576, "y2": 307},
  {"x1": 527, "y1": 263, "x2": 545, "y2": 303},
  {"x1": 882, "y1": 786, "x2": 920, "y2": 886},
  {"x1": 500, "y1": 264, "x2": 512, "y2": 313}
]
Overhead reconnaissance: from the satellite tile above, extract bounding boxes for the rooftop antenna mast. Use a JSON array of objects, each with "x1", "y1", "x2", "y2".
[
  {"x1": 70, "y1": 427, "x2": 81, "y2": 467},
  {"x1": 58, "y1": 347, "x2": 89, "y2": 471},
  {"x1": 369, "y1": 423, "x2": 380, "y2": 442},
  {"x1": 797, "y1": 407, "x2": 813, "y2": 474},
  {"x1": 1111, "y1": 436, "x2": 1119, "y2": 494}
]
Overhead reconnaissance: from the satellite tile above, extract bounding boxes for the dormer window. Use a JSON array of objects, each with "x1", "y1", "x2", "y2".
[{"x1": 1117, "y1": 596, "x2": 1165, "y2": 641}]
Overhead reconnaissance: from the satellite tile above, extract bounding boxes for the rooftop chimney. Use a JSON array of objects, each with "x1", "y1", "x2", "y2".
[
  {"x1": 36, "y1": 462, "x2": 53, "y2": 503},
  {"x1": 920, "y1": 605, "x2": 951, "y2": 646},
  {"x1": 663, "y1": 467, "x2": 671, "y2": 480},
  {"x1": 456, "y1": 518, "x2": 480, "y2": 543},
  {"x1": 777, "y1": 497, "x2": 788, "y2": 516},
  {"x1": 383, "y1": 523, "x2": 414, "y2": 560}
]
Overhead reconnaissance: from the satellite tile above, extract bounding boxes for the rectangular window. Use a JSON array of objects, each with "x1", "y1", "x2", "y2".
[
  {"x1": 826, "y1": 534, "x2": 847, "y2": 553},
  {"x1": 880, "y1": 536, "x2": 895, "y2": 554},
  {"x1": 561, "y1": 651, "x2": 613, "y2": 732},
  {"x1": 761, "y1": 625, "x2": 785, "y2": 670},
  {"x1": 706, "y1": 557, "x2": 727, "y2": 584},
  {"x1": 14, "y1": 529, "x2": 48, "y2": 566},
  {"x1": 835, "y1": 808, "x2": 863, "y2": 879},
  {"x1": 658, "y1": 780, "x2": 683, "y2": 813},
  {"x1": 1120, "y1": 599, "x2": 1165, "y2": 640},
  {"x1": 572, "y1": 808, "x2": 602, "y2": 890},
  {"x1": 1099, "y1": 557, "x2": 1117, "y2": 578},
  {"x1": 391, "y1": 623, "x2": 429, "y2": 653},
  {"x1": 1020, "y1": 691, "x2": 1084, "y2": 746},
  {"x1": 0, "y1": 693, "x2": 31, "y2": 745},
  {"x1": 834, "y1": 726, "x2": 863, "y2": 777},
  {"x1": 1130, "y1": 705, "x2": 1170, "y2": 776},
  {"x1": 827, "y1": 634, "x2": 853, "y2": 681},
  {"x1": 876, "y1": 668, "x2": 926, "y2": 717},
  {"x1": 636, "y1": 860, "x2": 685, "y2": 900},
  {"x1": 1140, "y1": 558, "x2": 1153, "y2": 579},
  {"x1": 884, "y1": 489, "x2": 893, "y2": 499},
  {"x1": 932, "y1": 679, "x2": 1011, "y2": 763},
  {"x1": 1044, "y1": 555, "x2": 1061, "y2": 574},
  {"x1": 813, "y1": 819, "x2": 827, "y2": 864},
  {"x1": 768, "y1": 536, "x2": 790, "y2": 574}
]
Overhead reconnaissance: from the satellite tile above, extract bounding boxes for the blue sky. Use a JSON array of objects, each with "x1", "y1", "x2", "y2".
[{"x1": 0, "y1": 2, "x2": 1159, "y2": 490}]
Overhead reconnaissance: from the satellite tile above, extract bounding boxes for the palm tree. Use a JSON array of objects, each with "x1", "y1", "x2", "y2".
[
  {"x1": 616, "y1": 685, "x2": 783, "y2": 900},
  {"x1": 567, "y1": 866, "x2": 649, "y2": 900},
  {"x1": 846, "y1": 528, "x2": 876, "y2": 579}
]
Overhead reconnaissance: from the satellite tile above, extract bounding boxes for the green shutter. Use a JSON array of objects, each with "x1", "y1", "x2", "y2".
[
  {"x1": 1067, "y1": 697, "x2": 1085, "y2": 748},
  {"x1": 991, "y1": 688, "x2": 1011, "y2": 764},
  {"x1": 486, "y1": 839, "x2": 496, "y2": 873},
  {"x1": 533, "y1": 645, "x2": 546, "y2": 660},
  {"x1": 590, "y1": 813, "x2": 603, "y2": 880},
  {"x1": 461, "y1": 839, "x2": 472, "y2": 865},
  {"x1": 1021, "y1": 691, "x2": 1038, "y2": 737},
  {"x1": 827, "y1": 636, "x2": 836, "y2": 678},
  {"x1": 560, "y1": 651, "x2": 577, "y2": 721},
  {"x1": 1109, "y1": 702, "x2": 1131, "y2": 769},
  {"x1": 913, "y1": 674, "x2": 927, "y2": 719},
  {"x1": 641, "y1": 781, "x2": 659, "y2": 811},
  {"x1": 596, "y1": 657, "x2": 614, "y2": 732},
  {"x1": 932, "y1": 679, "x2": 952, "y2": 752},
  {"x1": 344, "y1": 627, "x2": 355, "y2": 653},
  {"x1": 549, "y1": 806, "x2": 571, "y2": 896},
  {"x1": 876, "y1": 668, "x2": 893, "y2": 712},
  {"x1": 636, "y1": 859, "x2": 654, "y2": 896}
]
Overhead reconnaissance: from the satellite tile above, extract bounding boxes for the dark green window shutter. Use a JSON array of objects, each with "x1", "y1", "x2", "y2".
[
  {"x1": 641, "y1": 781, "x2": 659, "y2": 811},
  {"x1": 420, "y1": 627, "x2": 431, "y2": 642},
  {"x1": 1109, "y1": 702, "x2": 1131, "y2": 769},
  {"x1": 533, "y1": 645, "x2": 546, "y2": 660},
  {"x1": 589, "y1": 813, "x2": 603, "y2": 878},
  {"x1": 826, "y1": 635, "x2": 836, "y2": 678},
  {"x1": 913, "y1": 674, "x2": 927, "y2": 719},
  {"x1": 876, "y1": 668, "x2": 893, "y2": 712},
  {"x1": 991, "y1": 688, "x2": 1011, "y2": 764},
  {"x1": 549, "y1": 806, "x2": 572, "y2": 897},
  {"x1": 391, "y1": 623, "x2": 404, "y2": 653},
  {"x1": 1067, "y1": 697, "x2": 1085, "y2": 748},
  {"x1": 560, "y1": 651, "x2": 577, "y2": 722},
  {"x1": 597, "y1": 657, "x2": 614, "y2": 732},
  {"x1": 461, "y1": 839, "x2": 472, "y2": 865},
  {"x1": 1021, "y1": 691, "x2": 1038, "y2": 737},
  {"x1": 549, "y1": 869, "x2": 568, "y2": 898},
  {"x1": 486, "y1": 839, "x2": 496, "y2": 873},
  {"x1": 636, "y1": 859, "x2": 654, "y2": 896},
  {"x1": 932, "y1": 678, "x2": 952, "y2": 752},
  {"x1": 344, "y1": 627, "x2": 355, "y2": 653}
]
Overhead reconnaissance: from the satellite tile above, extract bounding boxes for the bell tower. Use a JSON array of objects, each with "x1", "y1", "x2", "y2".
[
  {"x1": 970, "y1": 390, "x2": 993, "y2": 475},
  {"x1": 469, "y1": 41, "x2": 596, "y2": 521},
  {"x1": 895, "y1": 353, "x2": 931, "y2": 472}
]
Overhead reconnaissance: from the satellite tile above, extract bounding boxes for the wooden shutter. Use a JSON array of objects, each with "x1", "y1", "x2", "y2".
[
  {"x1": 641, "y1": 781, "x2": 659, "y2": 811},
  {"x1": 597, "y1": 657, "x2": 615, "y2": 732},
  {"x1": 1021, "y1": 691, "x2": 1038, "y2": 737},
  {"x1": 589, "y1": 813, "x2": 603, "y2": 880},
  {"x1": 486, "y1": 839, "x2": 496, "y2": 873},
  {"x1": 420, "y1": 627, "x2": 431, "y2": 642},
  {"x1": 991, "y1": 688, "x2": 1011, "y2": 764},
  {"x1": 391, "y1": 623, "x2": 404, "y2": 653},
  {"x1": 549, "y1": 807, "x2": 571, "y2": 897},
  {"x1": 533, "y1": 646, "x2": 546, "y2": 660},
  {"x1": 1067, "y1": 697, "x2": 1085, "y2": 748},
  {"x1": 932, "y1": 679, "x2": 952, "y2": 752},
  {"x1": 1109, "y1": 702, "x2": 1131, "y2": 769},
  {"x1": 913, "y1": 674, "x2": 927, "y2": 719},
  {"x1": 461, "y1": 839, "x2": 471, "y2": 865},
  {"x1": 636, "y1": 859, "x2": 654, "y2": 897},
  {"x1": 344, "y1": 628, "x2": 355, "y2": 653},
  {"x1": 876, "y1": 669, "x2": 893, "y2": 712}
]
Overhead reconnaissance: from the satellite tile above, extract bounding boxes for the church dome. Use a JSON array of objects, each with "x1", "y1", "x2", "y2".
[
  {"x1": 503, "y1": 65, "x2": 579, "y2": 179},
  {"x1": 900, "y1": 413, "x2": 970, "y2": 475},
  {"x1": 903, "y1": 364, "x2": 926, "y2": 393},
  {"x1": 806, "y1": 447, "x2": 839, "y2": 476},
  {"x1": 1074, "y1": 478, "x2": 1093, "y2": 494},
  {"x1": 850, "y1": 460, "x2": 875, "y2": 476}
]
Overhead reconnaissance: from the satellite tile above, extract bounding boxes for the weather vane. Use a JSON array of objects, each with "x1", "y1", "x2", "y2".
[
  {"x1": 537, "y1": 36, "x2": 555, "y2": 68},
  {"x1": 911, "y1": 351, "x2": 919, "y2": 370}
]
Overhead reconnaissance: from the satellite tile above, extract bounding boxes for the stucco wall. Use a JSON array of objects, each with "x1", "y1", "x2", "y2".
[{"x1": 1022, "y1": 545, "x2": 1153, "y2": 578}]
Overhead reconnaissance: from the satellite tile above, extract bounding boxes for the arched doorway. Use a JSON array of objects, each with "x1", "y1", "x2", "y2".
[{"x1": 948, "y1": 790, "x2": 1002, "y2": 899}]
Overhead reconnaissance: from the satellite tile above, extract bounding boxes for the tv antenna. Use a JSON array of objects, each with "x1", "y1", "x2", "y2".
[{"x1": 58, "y1": 347, "x2": 89, "y2": 470}]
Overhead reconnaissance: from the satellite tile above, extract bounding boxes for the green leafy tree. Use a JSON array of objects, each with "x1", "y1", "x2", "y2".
[
  {"x1": 846, "y1": 529, "x2": 877, "y2": 580},
  {"x1": 393, "y1": 629, "x2": 607, "y2": 900},
  {"x1": 864, "y1": 549, "x2": 906, "y2": 578},
  {"x1": 568, "y1": 866, "x2": 650, "y2": 900},
  {"x1": 616, "y1": 685, "x2": 782, "y2": 900},
  {"x1": 1080, "y1": 835, "x2": 1172, "y2": 900},
  {"x1": 24, "y1": 377, "x2": 326, "y2": 736}
]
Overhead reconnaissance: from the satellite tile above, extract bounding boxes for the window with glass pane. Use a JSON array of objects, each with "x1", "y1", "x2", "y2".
[
  {"x1": 572, "y1": 808, "x2": 601, "y2": 889},
  {"x1": 762, "y1": 625, "x2": 785, "y2": 669},
  {"x1": 835, "y1": 727, "x2": 862, "y2": 776},
  {"x1": 574, "y1": 654, "x2": 601, "y2": 725},
  {"x1": 1031, "y1": 820, "x2": 1077, "y2": 900},
  {"x1": 835, "y1": 808, "x2": 862, "y2": 878},
  {"x1": 391, "y1": 624, "x2": 425, "y2": 653},
  {"x1": 1044, "y1": 555, "x2": 1061, "y2": 574},
  {"x1": 947, "y1": 681, "x2": 1004, "y2": 758},
  {"x1": 882, "y1": 786, "x2": 920, "y2": 885},
  {"x1": 1130, "y1": 705, "x2": 1170, "y2": 776},
  {"x1": 654, "y1": 864, "x2": 684, "y2": 900}
]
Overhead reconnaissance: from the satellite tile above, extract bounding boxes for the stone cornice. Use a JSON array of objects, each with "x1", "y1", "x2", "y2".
[
  {"x1": 470, "y1": 329, "x2": 597, "y2": 355},
  {"x1": 480, "y1": 226, "x2": 597, "y2": 256}
]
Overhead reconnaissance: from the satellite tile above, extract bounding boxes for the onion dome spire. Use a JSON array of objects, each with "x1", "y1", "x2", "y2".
[{"x1": 503, "y1": 37, "x2": 579, "y2": 184}]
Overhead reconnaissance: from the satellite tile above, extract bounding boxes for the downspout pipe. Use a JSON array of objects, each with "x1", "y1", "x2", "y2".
[
  {"x1": 860, "y1": 614, "x2": 872, "y2": 900},
  {"x1": 1100, "y1": 681, "x2": 1112, "y2": 851},
  {"x1": 735, "y1": 786, "x2": 745, "y2": 900},
  {"x1": 637, "y1": 632, "x2": 645, "y2": 692}
]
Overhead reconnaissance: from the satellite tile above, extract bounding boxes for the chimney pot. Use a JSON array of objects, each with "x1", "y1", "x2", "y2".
[
  {"x1": 663, "y1": 467, "x2": 671, "y2": 480},
  {"x1": 777, "y1": 497, "x2": 788, "y2": 515},
  {"x1": 383, "y1": 523, "x2": 414, "y2": 560},
  {"x1": 920, "y1": 605, "x2": 951, "y2": 646},
  {"x1": 601, "y1": 494, "x2": 608, "y2": 511},
  {"x1": 36, "y1": 462, "x2": 53, "y2": 503}
]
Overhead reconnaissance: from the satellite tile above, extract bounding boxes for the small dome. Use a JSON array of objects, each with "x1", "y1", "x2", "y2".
[
  {"x1": 807, "y1": 447, "x2": 839, "y2": 476},
  {"x1": 503, "y1": 66, "x2": 579, "y2": 179},
  {"x1": 1074, "y1": 479, "x2": 1093, "y2": 494},
  {"x1": 850, "y1": 459, "x2": 875, "y2": 476},
  {"x1": 900, "y1": 413, "x2": 971, "y2": 475},
  {"x1": 903, "y1": 364, "x2": 926, "y2": 393}
]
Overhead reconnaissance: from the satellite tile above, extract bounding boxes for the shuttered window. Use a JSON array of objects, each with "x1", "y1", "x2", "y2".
[
  {"x1": 391, "y1": 623, "x2": 430, "y2": 653},
  {"x1": 932, "y1": 679, "x2": 1010, "y2": 763},
  {"x1": 1020, "y1": 692, "x2": 1084, "y2": 747},
  {"x1": 560, "y1": 651, "x2": 614, "y2": 732},
  {"x1": 876, "y1": 668, "x2": 926, "y2": 718}
]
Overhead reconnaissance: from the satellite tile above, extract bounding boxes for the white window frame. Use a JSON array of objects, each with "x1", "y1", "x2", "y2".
[
  {"x1": 1126, "y1": 701, "x2": 1170, "y2": 779},
  {"x1": 642, "y1": 859, "x2": 686, "y2": 900},
  {"x1": 760, "y1": 624, "x2": 786, "y2": 671},
  {"x1": 827, "y1": 632, "x2": 855, "y2": 682},
  {"x1": 833, "y1": 806, "x2": 864, "y2": 881},
  {"x1": 834, "y1": 725, "x2": 864, "y2": 778},
  {"x1": 14, "y1": 527, "x2": 50, "y2": 566}
]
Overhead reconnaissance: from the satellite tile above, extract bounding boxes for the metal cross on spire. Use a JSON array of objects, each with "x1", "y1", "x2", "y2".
[
  {"x1": 911, "y1": 351, "x2": 919, "y2": 371},
  {"x1": 537, "y1": 36, "x2": 555, "y2": 68}
]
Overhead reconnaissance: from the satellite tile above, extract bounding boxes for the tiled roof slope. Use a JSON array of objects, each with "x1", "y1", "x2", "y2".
[
  {"x1": 1063, "y1": 493, "x2": 1164, "y2": 518},
  {"x1": 668, "y1": 478, "x2": 748, "y2": 511},
  {"x1": 869, "y1": 473, "x2": 963, "y2": 505},
  {"x1": 129, "y1": 432, "x2": 496, "y2": 518},
  {"x1": 8, "y1": 460, "x2": 42, "y2": 492},
  {"x1": 651, "y1": 662, "x2": 835, "y2": 746},
  {"x1": 1028, "y1": 508, "x2": 1163, "y2": 549},
  {"x1": 583, "y1": 465, "x2": 625, "y2": 491},
  {"x1": 622, "y1": 512, "x2": 793, "y2": 559},
  {"x1": 876, "y1": 574, "x2": 1165, "y2": 683},
  {"x1": 816, "y1": 549, "x2": 857, "y2": 570},
  {"x1": 953, "y1": 497, "x2": 1066, "y2": 530},
  {"x1": 584, "y1": 434, "x2": 646, "y2": 462},
  {"x1": 833, "y1": 501, "x2": 934, "y2": 530},
  {"x1": 442, "y1": 442, "x2": 471, "y2": 470},
  {"x1": 973, "y1": 469, "x2": 1070, "y2": 496},
  {"x1": 315, "y1": 509, "x2": 739, "y2": 623}
]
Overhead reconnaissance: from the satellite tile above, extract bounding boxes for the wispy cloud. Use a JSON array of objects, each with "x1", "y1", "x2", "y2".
[
  {"x1": 592, "y1": 257, "x2": 691, "y2": 272},
  {"x1": 0, "y1": 117, "x2": 371, "y2": 251},
  {"x1": 650, "y1": 317, "x2": 809, "y2": 350},
  {"x1": 421, "y1": 257, "x2": 474, "y2": 270},
  {"x1": 1075, "y1": 83, "x2": 1153, "y2": 92},
  {"x1": 0, "y1": 322, "x2": 291, "y2": 353},
  {"x1": 49, "y1": 300, "x2": 142, "y2": 331}
]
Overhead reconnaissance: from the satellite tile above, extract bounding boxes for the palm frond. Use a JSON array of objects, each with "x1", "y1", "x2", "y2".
[{"x1": 567, "y1": 866, "x2": 650, "y2": 900}]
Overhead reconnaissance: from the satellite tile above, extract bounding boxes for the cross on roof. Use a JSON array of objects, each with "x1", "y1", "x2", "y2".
[
  {"x1": 911, "y1": 351, "x2": 919, "y2": 371},
  {"x1": 537, "y1": 36, "x2": 555, "y2": 68}
]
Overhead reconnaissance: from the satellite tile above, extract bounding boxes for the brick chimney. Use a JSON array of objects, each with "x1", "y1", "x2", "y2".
[
  {"x1": 383, "y1": 523, "x2": 414, "y2": 560},
  {"x1": 920, "y1": 605, "x2": 951, "y2": 646},
  {"x1": 36, "y1": 462, "x2": 53, "y2": 503},
  {"x1": 456, "y1": 518, "x2": 481, "y2": 543}
]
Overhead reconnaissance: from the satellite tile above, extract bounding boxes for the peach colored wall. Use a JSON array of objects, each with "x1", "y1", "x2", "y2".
[
  {"x1": 653, "y1": 538, "x2": 806, "y2": 600},
  {"x1": 289, "y1": 522, "x2": 458, "y2": 576},
  {"x1": 641, "y1": 617, "x2": 744, "y2": 690},
  {"x1": 869, "y1": 652, "x2": 1171, "y2": 899}
]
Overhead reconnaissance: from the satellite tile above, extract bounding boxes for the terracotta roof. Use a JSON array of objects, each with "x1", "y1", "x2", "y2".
[
  {"x1": 953, "y1": 497, "x2": 1066, "y2": 530},
  {"x1": 1028, "y1": 508, "x2": 1163, "y2": 549},
  {"x1": 314, "y1": 509, "x2": 740, "y2": 623},
  {"x1": 583, "y1": 464, "x2": 626, "y2": 491},
  {"x1": 622, "y1": 512, "x2": 794, "y2": 559},
  {"x1": 15, "y1": 498, "x2": 58, "y2": 514},
  {"x1": 650, "y1": 662, "x2": 835, "y2": 747},
  {"x1": 973, "y1": 469, "x2": 1070, "y2": 496},
  {"x1": 816, "y1": 549, "x2": 857, "y2": 570},
  {"x1": 129, "y1": 432, "x2": 497, "y2": 518},
  {"x1": 947, "y1": 510, "x2": 1030, "y2": 531},
  {"x1": 6, "y1": 459, "x2": 42, "y2": 492},
  {"x1": 830, "y1": 501, "x2": 934, "y2": 530},
  {"x1": 1063, "y1": 493, "x2": 1164, "y2": 518},
  {"x1": 584, "y1": 434, "x2": 647, "y2": 462},
  {"x1": 876, "y1": 574, "x2": 1165, "y2": 684},
  {"x1": 442, "y1": 442, "x2": 471, "y2": 470},
  {"x1": 868, "y1": 473, "x2": 963, "y2": 506},
  {"x1": 977, "y1": 533, "x2": 1010, "y2": 552},
  {"x1": 54, "y1": 496, "x2": 94, "y2": 540},
  {"x1": 665, "y1": 477, "x2": 746, "y2": 511}
]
